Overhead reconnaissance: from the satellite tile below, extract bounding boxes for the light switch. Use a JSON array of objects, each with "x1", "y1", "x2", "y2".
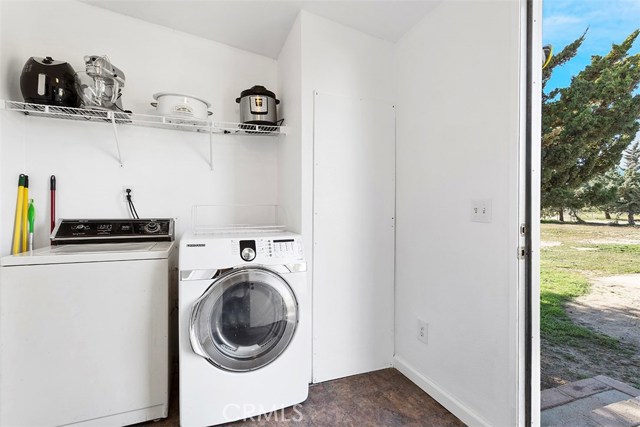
[{"x1": 471, "y1": 199, "x2": 492, "y2": 223}]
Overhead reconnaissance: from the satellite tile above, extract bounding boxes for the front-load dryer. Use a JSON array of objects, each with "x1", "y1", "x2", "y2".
[{"x1": 179, "y1": 232, "x2": 309, "y2": 427}]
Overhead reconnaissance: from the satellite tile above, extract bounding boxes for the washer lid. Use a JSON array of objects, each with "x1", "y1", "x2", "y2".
[
  {"x1": 0, "y1": 242, "x2": 174, "y2": 266},
  {"x1": 189, "y1": 266, "x2": 298, "y2": 372}
]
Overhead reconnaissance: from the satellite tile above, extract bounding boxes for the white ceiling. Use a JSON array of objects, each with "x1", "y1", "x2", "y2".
[{"x1": 83, "y1": 0, "x2": 440, "y2": 59}]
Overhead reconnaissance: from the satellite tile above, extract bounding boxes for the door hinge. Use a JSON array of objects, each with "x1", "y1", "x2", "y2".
[
  {"x1": 520, "y1": 223, "x2": 527, "y2": 236},
  {"x1": 517, "y1": 246, "x2": 528, "y2": 260}
]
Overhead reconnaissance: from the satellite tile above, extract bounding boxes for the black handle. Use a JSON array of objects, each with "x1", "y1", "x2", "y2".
[{"x1": 50, "y1": 175, "x2": 56, "y2": 190}]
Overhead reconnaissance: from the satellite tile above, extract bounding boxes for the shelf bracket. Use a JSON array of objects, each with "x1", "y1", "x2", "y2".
[{"x1": 109, "y1": 112, "x2": 124, "y2": 167}]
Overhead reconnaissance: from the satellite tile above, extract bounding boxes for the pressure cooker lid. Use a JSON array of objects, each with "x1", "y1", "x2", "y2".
[{"x1": 238, "y1": 85, "x2": 277, "y2": 99}]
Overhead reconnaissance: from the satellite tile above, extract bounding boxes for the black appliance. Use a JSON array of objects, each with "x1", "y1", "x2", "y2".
[{"x1": 20, "y1": 56, "x2": 80, "y2": 107}]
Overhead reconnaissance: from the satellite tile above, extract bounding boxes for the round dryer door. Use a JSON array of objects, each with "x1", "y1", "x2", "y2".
[{"x1": 189, "y1": 267, "x2": 298, "y2": 372}]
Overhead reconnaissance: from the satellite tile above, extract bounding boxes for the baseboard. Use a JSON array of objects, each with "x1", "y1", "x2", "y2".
[{"x1": 393, "y1": 355, "x2": 491, "y2": 427}]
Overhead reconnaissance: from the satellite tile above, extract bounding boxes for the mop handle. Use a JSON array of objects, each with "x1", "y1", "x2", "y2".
[
  {"x1": 21, "y1": 175, "x2": 29, "y2": 252},
  {"x1": 12, "y1": 174, "x2": 25, "y2": 255}
]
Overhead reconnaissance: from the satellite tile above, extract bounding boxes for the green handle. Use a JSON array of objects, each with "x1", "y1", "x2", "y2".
[{"x1": 28, "y1": 199, "x2": 35, "y2": 233}]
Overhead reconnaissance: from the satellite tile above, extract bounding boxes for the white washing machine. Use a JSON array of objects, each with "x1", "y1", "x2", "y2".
[
  {"x1": 0, "y1": 219, "x2": 177, "y2": 427},
  {"x1": 179, "y1": 231, "x2": 309, "y2": 427}
]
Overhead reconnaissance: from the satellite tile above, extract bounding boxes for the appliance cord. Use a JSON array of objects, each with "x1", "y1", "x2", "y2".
[{"x1": 125, "y1": 190, "x2": 140, "y2": 219}]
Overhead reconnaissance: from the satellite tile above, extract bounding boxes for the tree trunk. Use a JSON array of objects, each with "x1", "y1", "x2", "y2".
[
  {"x1": 628, "y1": 212, "x2": 635, "y2": 225},
  {"x1": 574, "y1": 213, "x2": 586, "y2": 224},
  {"x1": 559, "y1": 209, "x2": 564, "y2": 222},
  {"x1": 605, "y1": 210, "x2": 612, "y2": 220}
]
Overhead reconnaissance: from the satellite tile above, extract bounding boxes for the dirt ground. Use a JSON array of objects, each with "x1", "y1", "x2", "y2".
[{"x1": 541, "y1": 274, "x2": 640, "y2": 390}]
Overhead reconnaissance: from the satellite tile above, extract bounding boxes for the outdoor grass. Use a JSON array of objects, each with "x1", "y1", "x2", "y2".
[
  {"x1": 540, "y1": 268, "x2": 620, "y2": 349},
  {"x1": 541, "y1": 223, "x2": 640, "y2": 276},
  {"x1": 542, "y1": 209, "x2": 631, "y2": 224},
  {"x1": 542, "y1": 244, "x2": 640, "y2": 276},
  {"x1": 541, "y1": 222, "x2": 640, "y2": 353},
  {"x1": 541, "y1": 222, "x2": 640, "y2": 243}
]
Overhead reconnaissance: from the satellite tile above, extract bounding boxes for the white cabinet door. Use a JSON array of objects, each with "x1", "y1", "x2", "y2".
[{"x1": 312, "y1": 92, "x2": 395, "y2": 383}]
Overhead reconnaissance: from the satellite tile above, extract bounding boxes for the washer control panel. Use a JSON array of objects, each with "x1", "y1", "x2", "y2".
[
  {"x1": 231, "y1": 236, "x2": 304, "y2": 261},
  {"x1": 51, "y1": 218, "x2": 174, "y2": 245}
]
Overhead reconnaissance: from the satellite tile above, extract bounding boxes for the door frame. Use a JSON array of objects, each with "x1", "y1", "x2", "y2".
[{"x1": 521, "y1": 0, "x2": 542, "y2": 425}]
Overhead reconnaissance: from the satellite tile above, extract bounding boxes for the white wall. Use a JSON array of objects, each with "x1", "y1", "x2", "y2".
[
  {"x1": 298, "y1": 12, "x2": 396, "y2": 381},
  {"x1": 0, "y1": 1, "x2": 279, "y2": 255},
  {"x1": 299, "y1": 10, "x2": 395, "y2": 251},
  {"x1": 394, "y1": 1, "x2": 523, "y2": 426},
  {"x1": 277, "y1": 15, "x2": 302, "y2": 235}
]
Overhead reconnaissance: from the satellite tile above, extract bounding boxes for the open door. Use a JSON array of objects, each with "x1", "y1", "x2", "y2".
[{"x1": 393, "y1": 0, "x2": 540, "y2": 425}]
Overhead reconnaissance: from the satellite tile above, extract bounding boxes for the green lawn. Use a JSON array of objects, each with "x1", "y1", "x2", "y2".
[
  {"x1": 542, "y1": 209, "x2": 630, "y2": 224},
  {"x1": 541, "y1": 223, "x2": 640, "y2": 352},
  {"x1": 540, "y1": 268, "x2": 619, "y2": 349}
]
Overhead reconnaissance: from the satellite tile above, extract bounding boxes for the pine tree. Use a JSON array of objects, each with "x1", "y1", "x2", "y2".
[
  {"x1": 576, "y1": 168, "x2": 623, "y2": 220},
  {"x1": 542, "y1": 30, "x2": 640, "y2": 217},
  {"x1": 616, "y1": 142, "x2": 640, "y2": 224}
]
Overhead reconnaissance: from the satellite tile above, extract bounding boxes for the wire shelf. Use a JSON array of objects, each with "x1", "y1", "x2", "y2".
[
  {"x1": 215, "y1": 122, "x2": 284, "y2": 136},
  {"x1": 0, "y1": 100, "x2": 286, "y2": 135}
]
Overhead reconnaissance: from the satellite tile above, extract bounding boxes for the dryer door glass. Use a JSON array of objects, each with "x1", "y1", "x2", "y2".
[{"x1": 190, "y1": 267, "x2": 298, "y2": 372}]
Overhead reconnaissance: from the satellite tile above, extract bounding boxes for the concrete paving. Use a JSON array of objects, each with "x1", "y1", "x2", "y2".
[
  {"x1": 542, "y1": 376, "x2": 640, "y2": 427},
  {"x1": 590, "y1": 399, "x2": 640, "y2": 427}
]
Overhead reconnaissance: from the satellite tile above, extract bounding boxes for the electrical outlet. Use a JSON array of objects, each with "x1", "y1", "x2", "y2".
[
  {"x1": 417, "y1": 319, "x2": 428, "y2": 344},
  {"x1": 122, "y1": 186, "x2": 134, "y2": 202},
  {"x1": 471, "y1": 199, "x2": 492, "y2": 223}
]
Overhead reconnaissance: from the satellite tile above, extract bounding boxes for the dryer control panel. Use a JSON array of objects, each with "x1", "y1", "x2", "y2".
[
  {"x1": 180, "y1": 232, "x2": 305, "y2": 271},
  {"x1": 230, "y1": 237, "x2": 304, "y2": 262}
]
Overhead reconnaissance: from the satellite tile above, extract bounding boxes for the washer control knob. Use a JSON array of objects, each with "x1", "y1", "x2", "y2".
[
  {"x1": 241, "y1": 247, "x2": 256, "y2": 262},
  {"x1": 144, "y1": 221, "x2": 160, "y2": 233}
]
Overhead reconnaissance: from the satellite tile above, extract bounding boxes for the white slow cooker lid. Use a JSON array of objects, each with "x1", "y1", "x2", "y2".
[{"x1": 152, "y1": 92, "x2": 211, "y2": 107}]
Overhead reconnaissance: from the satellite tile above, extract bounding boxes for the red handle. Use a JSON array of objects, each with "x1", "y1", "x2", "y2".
[
  {"x1": 50, "y1": 175, "x2": 56, "y2": 232},
  {"x1": 50, "y1": 189, "x2": 56, "y2": 232}
]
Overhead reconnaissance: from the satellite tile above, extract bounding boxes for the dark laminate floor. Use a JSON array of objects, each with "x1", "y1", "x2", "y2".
[{"x1": 145, "y1": 368, "x2": 466, "y2": 426}]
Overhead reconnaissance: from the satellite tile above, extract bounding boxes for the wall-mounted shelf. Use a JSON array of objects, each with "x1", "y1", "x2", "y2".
[{"x1": 0, "y1": 100, "x2": 286, "y2": 170}]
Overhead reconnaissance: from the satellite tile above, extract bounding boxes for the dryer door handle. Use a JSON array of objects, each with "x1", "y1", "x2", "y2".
[
  {"x1": 188, "y1": 294, "x2": 211, "y2": 360},
  {"x1": 189, "y1": 316, "x2": 208, "y2": 359},
  {"x1": 189, "y1": 328, "x2": 207, "y2": 359}
]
